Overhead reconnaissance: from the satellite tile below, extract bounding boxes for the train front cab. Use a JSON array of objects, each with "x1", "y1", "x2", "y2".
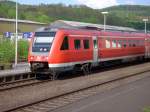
[
  {"x1": 28, "y1": 31, "x2": 57, "y2": 74},
  {"x1": 28, "y1": 30, "x2": 98, "y2": 78}
]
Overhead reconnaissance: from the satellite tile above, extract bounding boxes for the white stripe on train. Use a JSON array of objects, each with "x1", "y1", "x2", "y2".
[{"x1": 48, "y1": 54, "x2": 144, "y2": 68}]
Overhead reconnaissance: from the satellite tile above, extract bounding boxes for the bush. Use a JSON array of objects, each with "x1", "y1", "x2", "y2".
[
  {"x1": 0, "y1": 38, "x2": 29, "y2": 64},
  {"x1": 18, "y1": 40, "x2": 29, "y2": 60},
  {"x1": 143, "y1": 107, "x2": 150, "y2": 112},
  {"x1": 0, "y1": 38, "x2": 15, "y2": 63}
]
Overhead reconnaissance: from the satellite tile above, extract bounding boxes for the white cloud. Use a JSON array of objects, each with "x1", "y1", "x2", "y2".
[
  {"x1": 77, "y1": 0, "x2": 118, "y2": 9},
  {"x1": 125, "y1": 0, "x2": 135, "y2": 5}
]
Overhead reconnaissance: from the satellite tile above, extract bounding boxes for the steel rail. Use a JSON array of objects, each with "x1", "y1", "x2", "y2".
[
  {"x1": 0, "y1": 62, "x2": 148, "y2": 112},
  {"x1": 11, "y1": 70, "x2": 150, "y2": 112}
]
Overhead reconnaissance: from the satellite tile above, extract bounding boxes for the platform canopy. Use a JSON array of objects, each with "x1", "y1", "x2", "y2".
[{"x1": 48, "y1": 20, "x2": 137, "y2": 32}]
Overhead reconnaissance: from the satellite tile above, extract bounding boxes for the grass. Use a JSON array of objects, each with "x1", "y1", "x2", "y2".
[{"x1": 143, "y1": 107, "x2": 150, "y2": 112}]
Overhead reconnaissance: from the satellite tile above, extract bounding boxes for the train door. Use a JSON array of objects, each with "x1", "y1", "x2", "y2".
[
  {"x1": 93, "y1": 36, "x2": 98, "y2": 64},
  {"x1": 145, "y1": 37, "x2": 150, "y2": 58}
]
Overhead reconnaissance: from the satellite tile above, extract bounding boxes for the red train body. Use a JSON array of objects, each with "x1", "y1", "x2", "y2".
[{"x1": 28, "y1": 27, "x2": 150, "y2": 78}]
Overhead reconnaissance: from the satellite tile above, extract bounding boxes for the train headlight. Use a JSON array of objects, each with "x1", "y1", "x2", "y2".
[
  {"x1": 30, "y1": 56, "x2": 34, "y2": 60},
  {"x1": 44, "y1": 48, "x2": 47, "y2": 51}
]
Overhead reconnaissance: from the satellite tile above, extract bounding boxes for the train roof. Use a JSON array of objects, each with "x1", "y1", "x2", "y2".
[
  {"x1": 35, "y1": 20, "x2": 149, "y2": 37},
  {"x1": 49, "y1": 20, "x2": 138, "y2": 32}
]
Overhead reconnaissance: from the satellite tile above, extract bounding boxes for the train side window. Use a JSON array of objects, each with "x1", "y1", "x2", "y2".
[
  {"x1": 139, "y1": 40, "x2": 142, "y2": 46},
  {"x1": 140, "y1": 40, "x2": 144, "y2": 46},
  {"x1": 60, "y1": 36, "x2": 69, "y2": 50},
  {"x1": 94, "y1": 40, "x2": 98, "y2": 48},
  {"x1": 133, "y1": 41, "x2": 135, "y2": 46},
  {"x1": 128, "y1": 40, "x2": 132, "y2": 47},
  {"x1": 137, "y1": 40, "x2": 140, "y2": 46},
  {"x1": 112, "y1": 40, "x2": 117, "y2": 48},
  {"x1": 123, "y1": 40, "x2": 127, "y2": 48},
  {"x1": 134, "y1": 40, "x2": 136, "y2": 46},
  {"x1": 106, "y1": 39, "x2": 110, "y2": 48},
  {"x1": 131, "y1": 40, "x2": 135, "y2": 47},
  {"x1": 74, "y1": 39, "x2": 81, "y2": 50},
  {"x1": 136, "y1": 40, "x2": 138, "y2": 46},
  {"x1": 83, "y1": 40, "x2": 89, "y2": 49},
  {"x1": 118, "y1": 40, "x2": 122, "y2": 48}
]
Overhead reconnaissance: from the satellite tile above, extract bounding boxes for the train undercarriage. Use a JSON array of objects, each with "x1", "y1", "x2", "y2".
[
  {"x1": 30, "y1": 62, "x2": 93, "y2": 80},
  {"x1": 29, "y1": 54, "x2": 149, "y2": 80}
]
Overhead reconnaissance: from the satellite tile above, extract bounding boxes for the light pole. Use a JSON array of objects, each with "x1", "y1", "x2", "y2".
[
  {"x1": 143, "y1": 18, "x2": 148, "y2": 34},
  {"x1": 15, "y1": 0, "x2": 18, "y2": 67},
  {"x1": 101, "y1": 11, "x2": 109, "y2": 31}
]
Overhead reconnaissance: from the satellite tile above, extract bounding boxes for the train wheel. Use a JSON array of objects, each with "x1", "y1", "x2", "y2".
[
  {"x1": 36, "y1": 73, "x2": 50, "y2": 80},
  {"x1": 81, "y1": 63, "x2": 91, "y2": 75},
  {"x1": 30, "y1": 67, "x2": 35, "y2": 73},
  {"x1": 50, "y1": 70, "x2": 59, "y2": 80}
]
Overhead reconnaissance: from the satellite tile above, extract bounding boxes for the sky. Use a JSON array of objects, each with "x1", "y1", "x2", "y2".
[{"x1": 13, "y1": 0, "x2": 150, "y2": 9}]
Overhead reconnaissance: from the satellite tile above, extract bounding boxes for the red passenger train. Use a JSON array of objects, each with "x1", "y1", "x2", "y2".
[{"x1": 28, "y1": 22, "x2": 150, "y2": 79}]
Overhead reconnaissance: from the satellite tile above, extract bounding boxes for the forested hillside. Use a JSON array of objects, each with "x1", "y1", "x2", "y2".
[
  {"x1": 102, "y1": 5, "x2": 150, "y2": 30},
  {"x1": 0, "y1": 1, "x2": 150, "y2": 30}
]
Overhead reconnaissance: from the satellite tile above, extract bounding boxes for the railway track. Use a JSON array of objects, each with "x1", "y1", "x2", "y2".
[
  {"x1": 10, "y1": 70, "x2": 150, "y2": 112},
  {"x1": 0, "y1": 74, "x2": 56, "y2": 91},
  {"x1": 0, "y1": 61, "x2": 148, "y2": 90},
  {"x1": 0, "y1": 73, "x2": 37, "y2": 90},
  {"x1": 0, "y1": 61, "x2": 145, "y2": 91},
  {"x1": 0, "y1": 71, "x2": 32, "y2": 84},
  {"x1": 0, "y1": 79, "x2": 38, "y2": 91},
  {"x1": 0, "y1": 62, "x2": 149, "y2": 112}
]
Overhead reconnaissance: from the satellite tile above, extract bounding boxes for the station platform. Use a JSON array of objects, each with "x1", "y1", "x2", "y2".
[{"x1": 0, "y1": 63, "x2": 30, "y2": 77}]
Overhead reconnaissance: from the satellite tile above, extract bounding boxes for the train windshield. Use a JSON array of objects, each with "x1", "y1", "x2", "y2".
[{"x1": 32, "y1": 32, "x2": 56, "y2": 52}]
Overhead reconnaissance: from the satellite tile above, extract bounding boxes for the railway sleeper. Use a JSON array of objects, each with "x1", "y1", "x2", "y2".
[
  {"x1": 0, "y1": 73, "x2": 35, "y2": 85},
  {"x1": 0, "y1": 77, "x2": 4, "y2": 83},
  {"x1": 0, "y1": 65, "x2": 4, "y2": 70}
]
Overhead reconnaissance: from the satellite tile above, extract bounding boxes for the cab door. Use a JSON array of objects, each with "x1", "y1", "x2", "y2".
[{"x1": 93, "y1": 36, "x2": 98, "y2": 64}]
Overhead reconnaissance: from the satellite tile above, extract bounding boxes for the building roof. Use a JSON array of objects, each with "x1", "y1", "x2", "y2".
[
  {"x1": 0, "y1": 18, "x2": 46, "y2": 25},
  {"x1": 49, "y1": 20, "x2": 137, "y2": 32}
]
